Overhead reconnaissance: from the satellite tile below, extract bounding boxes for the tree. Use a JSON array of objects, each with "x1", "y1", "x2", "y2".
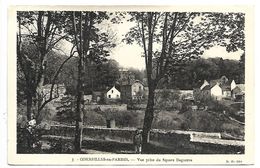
[
  {"x1": 124, "y1": 12, "x2": 245, "y2": 152},
  {"x1": 128, "y1": 68, "x2": 146, "y2": 82},
  {"x1": 17, "y1": 11, "x2": 75, "y2": 121},
  {"x1": 56, "y1": 96, "x2": 76, "y2": 124},
  {"x1": 83, "y1": 59, "x2": 120, "y2": 92},
  {"x1": 70, "y1": 11, "x2": 118, "y2": 152},
  {"x1": 239, "y1": 53, "x2": 245, "y2": 83}
]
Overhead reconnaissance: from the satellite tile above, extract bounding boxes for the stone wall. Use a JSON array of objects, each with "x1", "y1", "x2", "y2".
[
  {"x1": 40, "y1": 125, "x2": 244, "y2": 154},
  {"x1": 85, "y1": 104, "x2": 127, "y2": 112}
]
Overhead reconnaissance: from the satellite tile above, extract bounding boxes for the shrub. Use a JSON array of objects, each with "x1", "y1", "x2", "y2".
[
  {"x1": 155, "y1": 89, "x2": 181, "y2": 110},
  {"x1": 55, "y1": 96, "x2": 76, "y2": 124},
  {"x1": 196, "y1": 96, "x2": 236, "y2": 114},
  {"x1": 115, "y1": 111, "x2": 139, "y2": 128},
  {"x1": 83, "y1": 110, "x2": 106, "y2": 126}
]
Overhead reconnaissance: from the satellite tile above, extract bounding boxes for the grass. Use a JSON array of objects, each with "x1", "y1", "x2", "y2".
[{"x1": 17, "y1": 99, "x2": 244, "y2": 140}]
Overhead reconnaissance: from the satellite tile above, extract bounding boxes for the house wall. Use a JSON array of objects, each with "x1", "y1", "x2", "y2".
[
  {"x1": 106, "y1": 87, "x2": 120, "y2": 99},
  {"x1": 211, "y1": 85, "x2": 222, "y2": 100},
  {"x1": 231, "y1": 87, "x2": 244, "y2": 101},
  {"x1": 131, "y1": 82, "x2": 144, "y2": 99},
  {"x1": 223, "y1": 91, "x2": 231, "y2": 98}
]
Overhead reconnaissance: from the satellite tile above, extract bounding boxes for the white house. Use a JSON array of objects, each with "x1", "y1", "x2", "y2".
[
  {"x1": 121, "y1": 80, "x2": 145, "y2": 101},
  {"x1": 200, "y1": 76, "x2": 236, "y2": 100},
  {"x1": 201, "y1": 82, "x2": 222, "y2": 100},
  {"x1": 231, "y1": 84, "x2": 245, "y2": 101},
  {"x1": 132, "y1": 80, "x2": 145, "y2": 100},
  {"x1": 210, "y1": 83, "x2": 222, "y2": 99},
  {"x1": 106, "y1": 86, "x2": 121, "y2": 99}
]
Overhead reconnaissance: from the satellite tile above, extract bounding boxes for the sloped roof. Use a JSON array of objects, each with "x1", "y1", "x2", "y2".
[
  {"x1": 121, "y1": 80, "x2": 144, "y2": 86},
  {"x1": 106, "y1": 86, "x2": 120, "y2": 93},
  {"x1": 232, "y1": 84, "x2": 245, "y2": 95},
  {"x1": 236, "y1": 84, "x2": 245, "y2": 92},
  {"x1": 201, "y1": 85, "x2": 211, "y2": 91},
  {"x1": 207, "y1": 76, "x2": 233, "y2": 91}
]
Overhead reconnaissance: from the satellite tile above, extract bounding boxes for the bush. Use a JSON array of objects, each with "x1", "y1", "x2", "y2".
[
  {"x1": 83, "y1": 110, "x2": 106, "y2": 126},
  {"x1": 155, "y1": 89, "x2": 181, "y2": 110},
  {"x1": 179, "y1": 101, "x2": 192, "y2": 113},
  {"x1": 17, "y1": 127, "x2": 42, "y2": 153},
  {"x1": 115, "y1": 111, "x2": 139, "y2": 128},
  {"x1": 55, "y1": 96, "x2": 76, "y2": 124},
  {"x1": 196, "y1": 96, "x2": 235, "y2": 114}
]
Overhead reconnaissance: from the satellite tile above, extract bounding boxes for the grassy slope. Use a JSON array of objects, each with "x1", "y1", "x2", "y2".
[
  {"x1": 17, "y1": 101, "x2": 244, "y2": 139},
  {"x1": 152, "y1": 110, "x2": 244, "y2": 139}
]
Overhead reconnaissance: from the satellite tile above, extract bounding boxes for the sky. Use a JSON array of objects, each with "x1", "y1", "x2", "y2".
[
  {"x1": 60, "y1": 14, "x2": 244, "y2": 70},
  {"x1": 106, "y1": 17, "x2": 244, "y2": 70}
]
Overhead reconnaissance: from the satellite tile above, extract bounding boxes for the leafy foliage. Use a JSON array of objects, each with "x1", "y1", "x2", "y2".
[
  {"x1": 56, "y1": 96, "x2": 76, "y2": 124},
  {"x1": 123, "y1": 12, "x2": 245, "y2": 146},
  {"x1": 166, "y1": 57, "x2": 244, "y2": 90},
  {"x1": 124, "y1": 12, "x2": 245, "y2": 77}
]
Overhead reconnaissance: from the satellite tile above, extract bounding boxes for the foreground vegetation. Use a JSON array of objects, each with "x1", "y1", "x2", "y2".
[{"x1": 17, "y1": 101, "x2": 244, "y2": 141}]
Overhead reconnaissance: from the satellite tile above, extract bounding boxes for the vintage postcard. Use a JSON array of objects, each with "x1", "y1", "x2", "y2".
[{"x1": 8, "y1": 5, "x2": 254, "y2": 165}]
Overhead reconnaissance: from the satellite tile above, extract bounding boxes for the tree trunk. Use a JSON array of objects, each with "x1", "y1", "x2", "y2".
[
  {"x1": 74, "y1": 11, "x2": 84, "y2": 153},
  {"x1": 142, "y1": 83, "x2": 156, "y2": 153},
  {"x1": 74, "y1": 111, "x2": 83, "y2": 152},
  {"x1": 26, "y1": 94, "x2": 33, "y2": 121},
  {"x1": 35, "y1": 56, "x2": 47, "y2": 122}
]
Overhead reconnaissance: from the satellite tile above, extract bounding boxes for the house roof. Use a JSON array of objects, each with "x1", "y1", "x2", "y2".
[
  {"x1": 201, "y1": 76, "x2": 234, "y2": 91},
  {"x1": 201, "y1": 85, "x2": 212, "y2": 91},
  {"x1": 208, "y1": 76, "x2": 229, "y2": 86},
  {"x1": 106, "y1": 86, "x2": 120, "y2": 93},
  {"x1": 232, "y1": 84, "x2": 245, "y2": 94},
  {"x1": 236, "y1": 84, "x2": 245, "y2": 92},
  {"x1": 121, "y1": 80, "x2": 144, "y2": 86}
]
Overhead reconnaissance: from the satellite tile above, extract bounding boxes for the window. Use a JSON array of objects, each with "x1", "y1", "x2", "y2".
[
  {"x1": 108, "y1": 95, "x2": 111, "y2": 98},
  {"x1": 117, "y1": 95, "x2": 119, "y2": 98},
  {"x1": 112, "y1": 90, "x2": 113, "y2": 93}
]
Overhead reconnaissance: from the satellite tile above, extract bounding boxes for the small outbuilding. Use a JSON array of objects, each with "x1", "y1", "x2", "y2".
[{"x1": 106, "y1": 86, "x2": 121, "y2": 100}]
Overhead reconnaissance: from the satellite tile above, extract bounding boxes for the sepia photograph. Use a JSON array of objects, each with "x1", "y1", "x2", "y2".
[{"x1": 7, "y1": 5, "x2": 254, "y2": 165}]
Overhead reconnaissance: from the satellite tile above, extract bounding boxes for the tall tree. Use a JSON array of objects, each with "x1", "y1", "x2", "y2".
[
  {"x1": 17, "y1": 11, "x2": 75, "y2": 121},
  {"x1": 71, "y1": 11, "x2": 118, "y2": 152},
  {"x1": 124, "y1": 12, "x2": 245, "y2": 152},
  {"x1": 71, "y1": 11, "x2": 84, "y2": 152}
]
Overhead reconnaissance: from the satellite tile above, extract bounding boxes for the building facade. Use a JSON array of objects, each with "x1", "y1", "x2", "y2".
[
  {"x1": 121, "y1": 80, "x2": 145, "y2": 102},
  {"x1": 106, "y1": 86, "x2": 121, "y2": 99}
]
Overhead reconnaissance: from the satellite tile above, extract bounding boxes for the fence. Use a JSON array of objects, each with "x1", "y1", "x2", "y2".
[{"x1": 40, "y1": 125, "x2": 244, "y2": 154}]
